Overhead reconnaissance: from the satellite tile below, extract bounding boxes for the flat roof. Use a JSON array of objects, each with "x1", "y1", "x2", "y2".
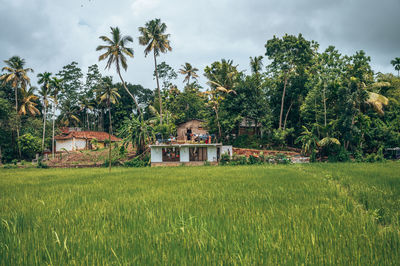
[{"x1": 150, "y1": 143, "x2": 222, "y2": 148}]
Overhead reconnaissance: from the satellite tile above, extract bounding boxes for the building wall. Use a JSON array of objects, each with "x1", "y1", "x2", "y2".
[
  {"x1": 180, "y1": 147, "x2": 189, "y2": 162},
  {"x1": 222, "y1": 145, "x2": 233, "y2": 157},
  {"x1": 207, "y1": 146, "x2": 217, "y2": 162},
  {"x1": 75, "y1": 139, "x2": 87, "y2": 150},
  {"x1": 56, "y1": 139, "x2": 73, "y2": 152},
  {"x1": 151, "y1": 146, "x2": 163, "y2": 163},
  {"x1": 177, "y1": 120, "x2": 208, "y2": 140}
]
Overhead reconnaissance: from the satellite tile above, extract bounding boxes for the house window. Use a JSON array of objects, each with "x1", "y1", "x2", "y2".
[
  {"x1": 189, "y1": 147, "x2": 208, "y2": 161},
  {"x1": 162, "y1": 148, "x2": 180, "y2": 162}
]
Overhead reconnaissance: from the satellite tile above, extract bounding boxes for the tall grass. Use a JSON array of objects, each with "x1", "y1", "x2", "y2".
[{"x1": 0, "y1": 164, "x2": 399, "y2": 264}]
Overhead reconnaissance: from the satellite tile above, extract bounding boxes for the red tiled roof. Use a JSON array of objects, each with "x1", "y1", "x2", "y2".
[{"x1": 55, "y1": 131, "x2": 122, "y2": 142}]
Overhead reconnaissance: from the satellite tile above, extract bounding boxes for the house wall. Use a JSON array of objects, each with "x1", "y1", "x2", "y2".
[
  {"x1": 56, "y1": 139, "x2": 73, "y2": 152},
  {"x1": 151, "y1": 147, "x2": 163, "y2": 163},
  {"x1": 207, "y1": 146, "x2": 217, "y2": 162},
  {"x1": 75, "y1": 139, "x2": 87, "y2": 150},
  {"x1": 222, "y1": 145, "x2": 233, "y2": 157},
  {"x1": 180, "y1": 147, "x2": 189, "y2": 162},
  {"x1": 177, "y1": 120, "x2": 208, "y2": 141}
]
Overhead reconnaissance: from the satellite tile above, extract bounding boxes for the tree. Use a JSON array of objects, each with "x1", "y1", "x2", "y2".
[
  {"x1": 0, "y1": 56, "x2": 33, "y2": 157},
  {"x1": 98, "y1": 77, "x2": 120, "y2": 172},
  {"x1": 139, "y1": 18, "x2": 172, "y2": 124},
  {"x1": 37, "y1": 72, "x2": 52, "y2": 151},
  {"x1": 49, "y1": 77, "x2": 63, "y2": 158},
  {"x1": 391, "y1": 57, "x2": 400, "y2": 77},
  {"x1": 96, "y1": 27, "x2": 142, "y2": 116},
  {"x1": 179, "y1": 63, "x2": 199, "y2": 85},
  {"x1": 265, "y1": 34, "x2": 313, "y2": 129},
  {"x1": 249, "y1": 56, "x2": 263, "y2": 74},
  {"x1": 119, "y1": 114, "x2": 154, "y2": 155},
  {"x1": 204, "y1": 59, "x2": 240, "y2": 139},
  {"x1": 18, "y1": 87, "x2": 40, "y2": 116}
]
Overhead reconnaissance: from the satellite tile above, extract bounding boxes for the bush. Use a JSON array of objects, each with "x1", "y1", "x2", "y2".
[
  {"x1": 219, "y1": 153, "x2": 231, "y2": 165},
  {"x1": 328, "y1": 147, "x2": 350, "y2": 162},
  {"x1": 124, "y1": 155, "x2": 150, "y2": 168},
  {"x1": 17, "y1": 133, "x2": 41, "y2": 159},
  {"x1": 248, "y1": 155, "x2": 262, "y2": 165},
  {"x1": 275, "y1": 153, "x2": 291, "y2": 164}
]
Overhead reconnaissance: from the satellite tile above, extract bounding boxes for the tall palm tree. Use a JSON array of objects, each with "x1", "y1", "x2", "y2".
[
  {"x1": 49, "y1": 77, "x2": 62, "y2": 158},
  {"x1": 138, "y1": 18, "x2": 172, "y2": 125},
  {"x1": 38, "y1": 72, "x2": 52, "y2": 151},
  {"x1": 179, "y1": 63, "x2": 199, "y2": 85},
  {"x1": 0, "y1": 56, "x2": 33, "y2": 157},
  {"x1": 19, "y1": 87, "x2": 40, "y2": 116},
  {"x1": 98, "y1": 77, "x2": 120, "y2": 172},
  {"x1": 249, "y1": 56, "x2": 263, "y2": 74},
  {"x1": 96, "y1": 27, "x2": 142, "y2": 116},
  {"x1": 391, "y1": 57, "x2": 400, "y2": 77}
]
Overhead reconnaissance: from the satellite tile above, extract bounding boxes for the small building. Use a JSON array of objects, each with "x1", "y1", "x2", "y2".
[
  {"x1": 177, "y1": 119, "x2": 208, "y2": 141},
  {"x1": 55, "y1": 129, "x2": 121, "y2": 152},
  {"x1": 150, "y1": 143, "x2": 229, "y2": 166}
]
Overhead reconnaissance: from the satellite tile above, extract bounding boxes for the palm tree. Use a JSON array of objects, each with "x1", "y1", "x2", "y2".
[
  {"x1": 119, "y1": 114, "x2": 154, "y2": 156},
  {"x1": 295, "y1": 126, "x2": 319, "y2": 159},
  {"x1": 0, "y1": 56, "x2": 33, "y2": 157},
  {"x1": 96, "y1": 27, "x2": 142, "y2": 116},
  {"x1": 38, "y1": 72, "x2": 52, "y2": 151},
  {"x1": 179, "y1": 63, "x2": 199, "y2": 85},
  {"x1": 97, "y1": 77, "x2": 120, "y2": 172},
  {"x1": 138, "y1": 18, "x2": 172, "y2": 125},
  {"x1": 391, "y1": 57, "x2": 400, "y2": 77},
  {"x1": 249, "y1": 56, "x2": 263, "y2": 74},
  {"x1": 59, "y1": 100, "x2": 80, "y2": 127},
  {"x1": 49, "y1": 77, "x2": 62, "y2": 158},
  {"x1": 18, "y1": 87, "x2": 40, "y2": 116}
]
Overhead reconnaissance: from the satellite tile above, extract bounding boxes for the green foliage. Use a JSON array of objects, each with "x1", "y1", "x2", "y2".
[
  {"x1": 17, "y1": 133, "x2": 41, "y2": 159},
  {"x1": 124, "y1": 154, "x2": 150, "y2": 167}
]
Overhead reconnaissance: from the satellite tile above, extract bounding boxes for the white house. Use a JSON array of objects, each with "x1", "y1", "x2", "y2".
[
  {"x1": 150, "y1": 143, "x2": 232, "y2": 166},
  {"x1": 55, "y1": 128, "x2": 121, "y2": 152}
]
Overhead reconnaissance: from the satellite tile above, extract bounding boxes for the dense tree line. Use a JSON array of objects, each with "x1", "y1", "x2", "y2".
[{"x1": 1, "y1": 19, "x2": 399, "y2": 162}]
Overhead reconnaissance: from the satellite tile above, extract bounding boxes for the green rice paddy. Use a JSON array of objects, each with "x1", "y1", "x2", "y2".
[{"x1": 1, "y1": 163, "x2": 399, "y2": 265}]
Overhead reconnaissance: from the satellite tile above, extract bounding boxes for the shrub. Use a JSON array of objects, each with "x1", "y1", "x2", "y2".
[
  {"x1": 248, "y1": 155, "x2": 262, "y2": 165},
  {"x1": 17, "y1": 133, "x2": 41, "y2": 159},
  {"x1": 124, "y1": 155, "x2": 150, "y2": 168},
  {"x1": 219, "y1": 153, "x2": 231, "y2": 165}
]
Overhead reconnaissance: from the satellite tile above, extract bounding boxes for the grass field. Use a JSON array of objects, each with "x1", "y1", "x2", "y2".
[{"x1": 1, "y1": 163, "x2": 399, "y2": 265}]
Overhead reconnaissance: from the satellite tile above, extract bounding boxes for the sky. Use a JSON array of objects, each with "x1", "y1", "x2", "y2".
[{"x1": 0, "y1": 0, "x2": 399, "y2": 90}]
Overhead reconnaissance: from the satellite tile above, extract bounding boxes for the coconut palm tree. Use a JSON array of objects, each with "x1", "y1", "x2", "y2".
[
  {"x1": 119, "y1": 114, "x2": 154, "y2": 156},
  {"x1": 79, "y1": 96, "x2": 95, "y2": 130},
  {"x1": 391, "y1": 57, "x2": 400, "y2": 77},
  {"x1": 0, "y1": 56, "x2": 33, "y2": 156},
  {"x1": 97, "y1": 77, "x2": 120, "y2": 172},
  {"x1": 249, "y1": 56, "x2": 263, "y2": 74},
  {"x1": 18, "y1": 87, "x2": 40, "y2": 116},
  {"x1": 96, "y1": 27, "x2": 142, "y2": 116},
  {"x1": 38, "y1": 72, "x2": 52, "y2": 151},
  {"x1": 49, "y1": 77, "x2": 62, "y2": 158},
  {"x1": 138, "y1": 18, "x2": 172, "y2": 125},
  {"x1": 179, "y1": 63, "x2": 199, "y2": 85},
  {"x1": 59, "y1": 100, "x2": 80, "y2": 127}
]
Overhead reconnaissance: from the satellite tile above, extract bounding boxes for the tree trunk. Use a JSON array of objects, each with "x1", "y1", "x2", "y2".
[
  {"x1": 214, "y1": 106, "x2": 222, "y2": 140},
  {"x1": 15, "y1": 87, "x2": 21, "y2": 158},
  {"x1": 153, "y1": 50, "x2": 163, "y2": 125},
  {"x1": 323, "y1": 81, "x2": 327, "y2": 127},
  {"x1": 52, "y1": 102, "x2": 56, "y2": 159},
  {"x1": 117, "y1": 69, "x2": 142, "y2": 117},
  {"x1": 283, "y1": 101, "x2": 293, "y2": 130},
  {"x1": 42, "y1": 102, "x2": 47, "y2": 152},
  {"x1": 279, "y1": 73, "x2": 289, "y2": 129},
  {"x1": 108, "y1": 100, "x2": 112, "y2": 173}
]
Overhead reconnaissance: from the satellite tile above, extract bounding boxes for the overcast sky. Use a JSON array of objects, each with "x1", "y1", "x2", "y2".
[{"x1": 1, "y1": 0, "x2": 399, "y2": 90}]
